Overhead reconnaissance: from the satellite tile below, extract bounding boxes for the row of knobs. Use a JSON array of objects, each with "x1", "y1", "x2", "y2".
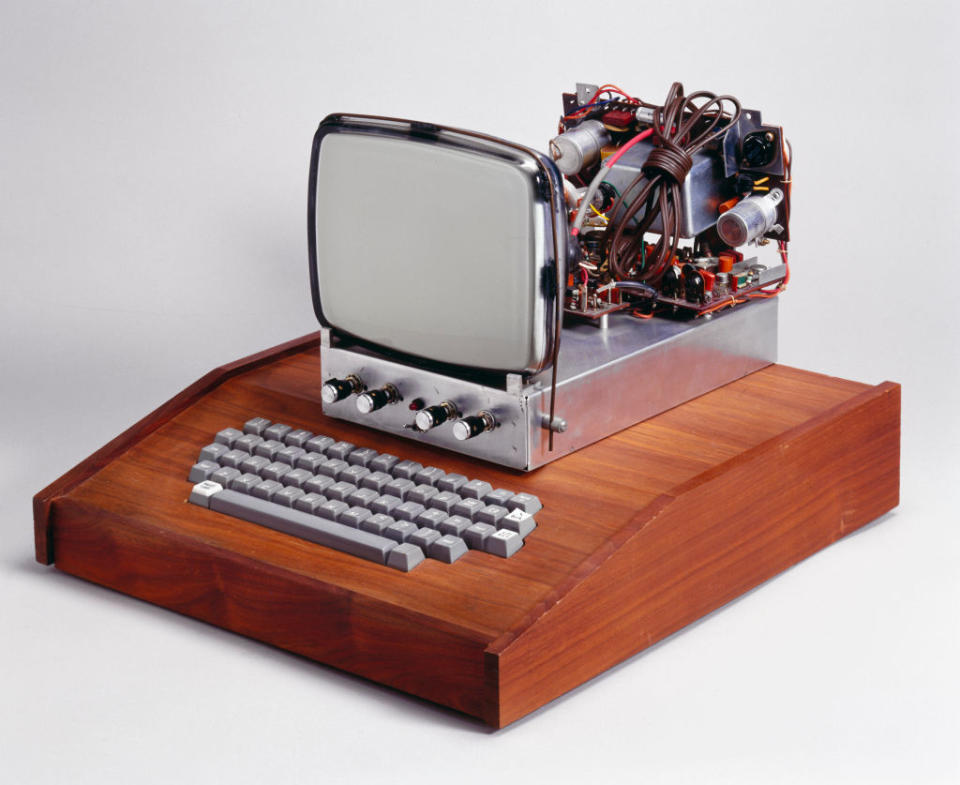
[{"x1": 320, "y1": 375, "x2": 495, "y2": 441}]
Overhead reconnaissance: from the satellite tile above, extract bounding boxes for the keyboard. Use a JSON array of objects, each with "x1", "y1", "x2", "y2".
[{"x1": 187, "y1": 417, "x2": 541, "y2": 572}]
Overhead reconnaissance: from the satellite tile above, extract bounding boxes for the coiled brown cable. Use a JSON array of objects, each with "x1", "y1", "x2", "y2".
[{"x1": 605, "y1": 82, "x2": 741, "y2": 283}]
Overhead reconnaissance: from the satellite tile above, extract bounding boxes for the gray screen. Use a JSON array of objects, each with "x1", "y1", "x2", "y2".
[{"x1": 314, "y1": 131, "x2": 549, "y2": 372}]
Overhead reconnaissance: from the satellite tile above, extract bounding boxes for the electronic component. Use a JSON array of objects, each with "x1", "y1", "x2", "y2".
[
  {"x1": 716, "y1": 188, "x2": 784, "y2": 247},
  {"x1": 549, "y1": 119, "x2": 611, "y2": 176}
]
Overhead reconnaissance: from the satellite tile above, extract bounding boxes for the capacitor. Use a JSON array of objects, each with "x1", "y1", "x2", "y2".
[
  {"x1": 716, "y1": 188, "x2": 784, "y2": 248},
  {"x1": 661, "y1": 264, "x2": 682, "y2": 298},
  {"x1": 549, "y1": 120, "x2": 611, "y2": 176}
]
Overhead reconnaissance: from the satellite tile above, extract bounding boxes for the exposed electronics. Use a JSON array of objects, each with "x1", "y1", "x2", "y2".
[{"x1": 309, "y1": 82, "x2": 792, "y2": 470}]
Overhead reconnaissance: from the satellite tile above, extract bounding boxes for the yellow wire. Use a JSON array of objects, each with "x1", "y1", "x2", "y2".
[
  {"x1": 589, "y1": 203, "x2": 609, "y2": 223},
  {"x1": 753, "y1": 176, "x2": 770, "y2": 185},
  {"x1": 752, "y1": 186, "x2": 770, "y2": 192}
]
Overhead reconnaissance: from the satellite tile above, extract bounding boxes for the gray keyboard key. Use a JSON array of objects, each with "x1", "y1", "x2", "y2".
[
  {"x1": 464, "y1": 522, "x2": 496, "y2": 549},
  {"x1": 369, "y1": 453, "x2": 399, "y2": 474},
  {"x1": 501, "y1": 508, "x2": 537, "y2": 538},
  {"x1": 274, "y1": 486, "x2": 306, "y2": 508},
  {"x1": 209, "y1": 489, "x2": 397, "y2": 564},
  {"x1": 293, "y1": 492, "x2": 327, "y2": 514},
  {"x1": 304, "y1": 474, "x2": 335, "y2": 495},
  {"x1": 276, "y1": 446, "x2": 306, "y2": 466},
  {"x1": 415, "y1": 508, "x2": 448, "y2": 530},
  {"x1": 305, "y1": 435, "x2": 335, "y2": 454},
  {"x1": 326, "y1": 441, "x2": 355, "y2": 461},
  {"x1": 428, "y1": 491, "x2": 461, "y2": 514},
  {"x1": 263, "y1": 423, "x2": 292, "y2": 442},
  {"x1": 281, "y1": 468, "x2": 313, "y2": 489},
  {"x1": 347, "y1": 487, "x2": 379, "y2": 508},
  {"x1": 483, "y1": 488, "x2": 515, "y2": 507},
  {"x1": 414, "y1": 466, "x2": 446, "y2": 486},
  {"x1": 326, "y1": 481, "x2": 357, "y2": 502},
  {"x1": 394, "y1": 501, "x2": 426, "y2": 523},
  {"x1": 252, "y1": 479, "x2": 284, "y2": 501},
  {"x1": 407, "y1": 483, "x2": 439, "y2": 506},
  {"x1": 392, "y1": 460, "x2": 423, "y2": 480},
  {"x1": 243, "y1": 417, "x2": 271, "y2": 436},
  {"x1": 409, "y1": 527, "x2": 441, "y2": 550},
  {"x1": 437, "y1": 515, "x2": 472, "y2": 537},
  {"x1": 220, "y1": 449, "x2": 249, "y2": 469},
  {"x1": 507, "y1": 492, "x2": 542, "y2": 514},
  {"x1": 360, "y1": 513, "x2": 395, "y2": 536},
  {"x1": 437, "y1": 473, "x2": 468, "y2": 493},
  {"x1": 360, "y1": 471, "x2": 393, "y2": 494},
  {"x1": 339, "y1": 506, "x2": 371, "y2": 529},
  {"x1": 428, "y1": 535, "x2": 468, "y2": 564},
  {"x1": 386, "y1": 543, "x2": 425, "y2": 572},
  {"x1": 262, "y1": 461, "x2": 291, "y2": 482},
  {"x1": 477, "y1": 504, "x2": 509, "y2": 527},
  {"x1": 188, "y1": 460, "x2": 220, "y2": 482},
  {"x1": 486, "y1": 528, "x2": 523, "y2": 558},
  {"x1": 452, "y1": 497, "x2": 486, "y2": 521},
  {"x1": 284, "y1": 429, "x2": 313, "y2": 448},
  {"x1": 340, "y1": 464, "x2": 371, "y2": 486},
  {"x1": 384, "y1": 477, "x2": 415, "y2": 501},
  {"x1": 189, "y1": 480, "x2": 222, "y2": 507},
  {"x1": 295, "y1": 451, "x2": 327, "y2": 473},
  {"x1": 234, "y1": 433, "x2": 264, "y2": 455},
  {"x1": 228, "y1": 473, "x2": 262, "y2": 494},
  {"x1": 211, "y1": 466, "x2": 241, "y2": 488},
  {"x1": 318, "y1": 499, "x2": 349, "y2": 521},
  {"x1": 385, "y1": 520, "x2": 418, "y2": 543},
  {"x1": 347, "y1": 447, "x2": 378, "y2": 467},
  {"x1": 215, "y1": 428, "x2": 244, "y2": 448},
  {"x1": 240, "y1": 454, "x2": 271, "y2": 475},
  {"x1": 199, "y1": 442, "x2": 230, "y2": 463},
  {"x1": 254, "y1": 439, "x2": 285, "y2": 460},
  {"x1": 460, "y1": 479, "x2": 493, "y2": 500},
  {"x1": 317, "y1": 458, "x2": 348, "y2": 479}
]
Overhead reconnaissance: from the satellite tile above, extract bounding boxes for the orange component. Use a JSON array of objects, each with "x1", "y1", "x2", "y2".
[
  {"x1": 717, "y1": 252, "x2": 736, "y2": 273},
  {"x1": 701, "y1": 269, "x2": 716, "y2": 292},
  {"x1": 718, "y1": 197, "x2": 739, "y2": 214}
]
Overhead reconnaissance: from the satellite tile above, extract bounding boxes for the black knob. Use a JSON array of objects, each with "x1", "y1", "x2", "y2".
[
  {"x1": 452, "y1": 411, "x2": 495, "y2": 441},
  {"x1": 414, "y1": 401, "x2": 457, "y2": 432},
  {"x1": 356, "y1": 384, "x2": 399, "y2": 414},
  {"x1": 321, "y1": 374, "x2": 363, "y2": 404}
]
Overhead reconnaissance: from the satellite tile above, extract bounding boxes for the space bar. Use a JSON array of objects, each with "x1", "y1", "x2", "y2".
[{"x1": 209, "y1": 489, "x2": 397, "y2": 564}]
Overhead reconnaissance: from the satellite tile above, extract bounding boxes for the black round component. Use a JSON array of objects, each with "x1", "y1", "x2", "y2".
[
  {"x1": 595, "y1": 181, "x2": 617, "y2": 212},
  {"x1": 415, "y1": 404, "x2": 453, "y2": 431},
  {"x1": 452, "y1": 413, "x2": 493, "y2": 441},
  {"x1": 741, "y1": 130, "x2": 777, "y2": 169},
  {"x1": 683, "y1": 264, "x2": 706, "y2": 304},
  {"x1": 661, "y1": 265, "x2": 682, "y2": 298}
]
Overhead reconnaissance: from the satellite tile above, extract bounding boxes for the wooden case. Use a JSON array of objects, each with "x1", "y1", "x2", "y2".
[{"x1": 34, "y1": 333, "x2": 900, "y2": 727}]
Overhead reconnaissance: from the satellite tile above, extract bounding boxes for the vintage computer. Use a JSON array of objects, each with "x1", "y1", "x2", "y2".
[{"x1": 34, "y1": 83, "x2": 899, "y2": 727}]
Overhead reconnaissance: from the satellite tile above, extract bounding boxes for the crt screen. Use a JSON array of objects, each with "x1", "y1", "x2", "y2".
[{"x1": 314, "y1": 132, "x2": 545, "y2": 372}]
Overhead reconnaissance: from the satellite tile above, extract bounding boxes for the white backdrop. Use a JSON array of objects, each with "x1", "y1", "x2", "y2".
[{"x1": 2, "y1": 2, "x2": 958, "y2": 783}]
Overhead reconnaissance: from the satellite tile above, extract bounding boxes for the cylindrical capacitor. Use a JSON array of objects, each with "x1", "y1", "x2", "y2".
[
  {"x1": 549, "y1": 120, "x2": 611, "y2": 176},
  {"x1": 716, "y1": 188, "x2": 784, "y2": 247}
]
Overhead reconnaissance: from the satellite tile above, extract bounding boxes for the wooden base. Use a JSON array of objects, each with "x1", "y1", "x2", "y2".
[{"x1": 34, "y1": 334, "x2": 900, "y2": 728}]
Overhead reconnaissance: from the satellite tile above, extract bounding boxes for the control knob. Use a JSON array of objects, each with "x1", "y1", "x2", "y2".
[
  {"x1": 452, "y1": 411, "x2": 496, "y2": 441},
  {"x1": 356, "y1": 383, "x2": 400, "y2": 414},
  {"x1": 414, "y1": 401, "x2": 458, "y2": 432},
  {"x1": 321, "y1": 374, "x2": 363, "y2": 404}
]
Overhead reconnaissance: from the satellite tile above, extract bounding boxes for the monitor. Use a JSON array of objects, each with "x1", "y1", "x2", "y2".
[{"x1": 308, "y1": 114, "x2": 567, "y2": 376}]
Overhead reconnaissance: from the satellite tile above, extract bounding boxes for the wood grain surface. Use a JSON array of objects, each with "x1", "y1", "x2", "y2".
[{"x1": 34, "y1": 338, "x2": 901, "y2": 727}]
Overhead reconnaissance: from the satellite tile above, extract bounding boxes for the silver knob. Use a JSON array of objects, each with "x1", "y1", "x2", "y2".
[
  {"x1": 414, "y1": 401, "x2": 457, "y2": 432},
  {"x1": 321, "y1": 374, "x2": 363, "y2": 404},
  {"x1": 452, "y1": 411, "x2": 495, "y2": 441},
  {"x1": 355, "y1": 384, "x2": 399, "y2": 414}
]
